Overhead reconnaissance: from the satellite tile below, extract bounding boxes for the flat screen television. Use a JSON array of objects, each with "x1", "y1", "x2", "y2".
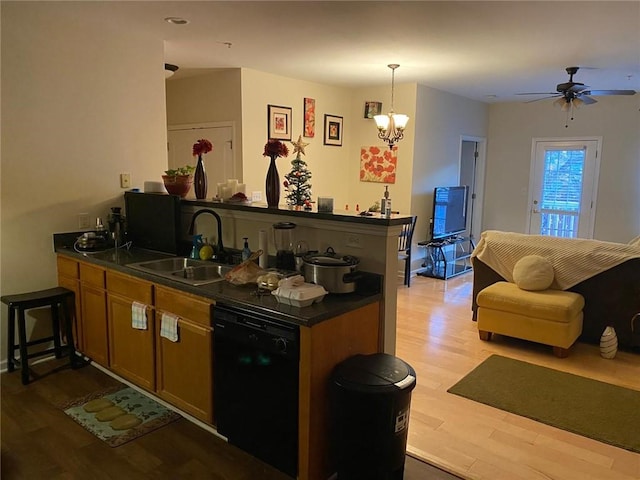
[{"x1": 431, "y1": 185, "x2": 469, "y2": 240}]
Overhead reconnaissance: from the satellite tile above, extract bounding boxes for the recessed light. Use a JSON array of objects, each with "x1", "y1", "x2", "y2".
[{"x1": 164, "y1": 17, "x2": 189, "y2": 25}]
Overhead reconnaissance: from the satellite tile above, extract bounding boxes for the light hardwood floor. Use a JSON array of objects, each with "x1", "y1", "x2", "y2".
[{"x1": 397, "y1": 272, "x2": 640, "y2": 480}]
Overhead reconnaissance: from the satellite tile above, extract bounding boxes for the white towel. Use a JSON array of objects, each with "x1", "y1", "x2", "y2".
[
  {"x1": 160, "y1": 312, "x2": 179, "y2": 342},
  {"x1": 131, "y1": 301, "x2": 148, "y2": 330}
]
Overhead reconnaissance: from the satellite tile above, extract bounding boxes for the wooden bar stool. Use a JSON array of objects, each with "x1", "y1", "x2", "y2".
[{"x1": 2, "y1": 286, "x2": 78, "y2": 384}]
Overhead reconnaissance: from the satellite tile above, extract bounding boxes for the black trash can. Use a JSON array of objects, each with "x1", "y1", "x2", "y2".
[{"x1": 332, "y1": 353, "x2": 417, "y2": 480}]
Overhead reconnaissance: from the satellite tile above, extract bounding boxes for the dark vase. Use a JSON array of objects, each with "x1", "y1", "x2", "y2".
[
  {"x1": 194, "y1": 154, "x2": 208, "y2": 199},
  {"x1": 265, "y1": 155, "x2": 280, "y2": 208}
]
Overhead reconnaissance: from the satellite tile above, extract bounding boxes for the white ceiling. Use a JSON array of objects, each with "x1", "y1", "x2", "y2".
[{"x1": 82, "y1": 1, "x2": 640, "y2": 103}]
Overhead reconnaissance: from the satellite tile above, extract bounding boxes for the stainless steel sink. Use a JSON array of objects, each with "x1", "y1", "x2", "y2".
[{"x1": 127, "y1": 258, "x2": 233, "y2": 286}]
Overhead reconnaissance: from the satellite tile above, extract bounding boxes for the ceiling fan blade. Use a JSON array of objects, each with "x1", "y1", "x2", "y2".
[
  {"x1": 524, "y1": 95, "x2": 561, "y2": 103},
  {"x1": 567, "y1": 84, "x2": 589, "y2": 93},
  {"x1": 582, "y1": 89, "x2": 637, "y2": 96},
  {"x1": 516, "y1": 92, "x2": 557, "y2": 96},
  {"x1": 579, "y1": 95, "x2": 598, "y2": 105}
]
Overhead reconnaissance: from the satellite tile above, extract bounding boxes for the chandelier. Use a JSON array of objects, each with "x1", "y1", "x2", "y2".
[{"x1": 374, "y1": 64, "x2": 409, "y2": 148}]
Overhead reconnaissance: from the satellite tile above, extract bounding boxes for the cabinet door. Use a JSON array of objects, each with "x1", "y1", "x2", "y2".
[
  {"x1": 108, "y1": 293, "x2": 155, "y2": 390},
  {"x1": 80, "y1": 284, "x2": 109, "y2": 366},
  {"x1": 155, "y1": 312, "x2": 213, "y2": 423},
  {"x1": 57, "y1": 255, "x2": 83, "y2": 350},
  {"x1": 58, "y1": 274, "x2": 83, "y2": 351}
]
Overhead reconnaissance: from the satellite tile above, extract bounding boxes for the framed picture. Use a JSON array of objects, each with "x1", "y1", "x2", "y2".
[
  {"x1": 360, "y1": 145, "x2": 397, "y2": 183},
  {"x1": 303, "y1": 97, "x2": 315, "y2": 138},
  {"x1": 323, "y1": 114, "x2": 343, "y2": 146},
  {"x1": 364, "y1": 101, "x2": 382, "y2": 119},
  {"x1": 267, "y1": 104, "x2": 292, "y2": 140}
]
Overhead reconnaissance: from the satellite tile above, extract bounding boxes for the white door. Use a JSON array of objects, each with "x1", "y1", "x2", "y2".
[
  {"x1": 459, "y1": 136, "x2": 486, "y2": 242},
  {"x1": 168, "y1": 123, "x2": 234, "y2": 199},
  {"x1": 527, "y1": 138, "x2": 600, "y2": 238}
]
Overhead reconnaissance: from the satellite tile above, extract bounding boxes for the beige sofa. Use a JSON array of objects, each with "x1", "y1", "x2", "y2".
[{"x1": 470, "y1": 231, "x2": 640, "y2": 350}]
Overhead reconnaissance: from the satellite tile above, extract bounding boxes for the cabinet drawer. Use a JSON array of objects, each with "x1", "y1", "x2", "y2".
[
  {"x1": 80, "y1": 262, "x2": 106, "y2": 288},
  {"x1": 106, "y1": 270, "x2": 153, "y2": 304},
  {"x1": 155, "y1": 285, "x2": 213, "y2": 327},
  {"x1": 57, "y1": 255, "x2": 79, "y2": 279}
]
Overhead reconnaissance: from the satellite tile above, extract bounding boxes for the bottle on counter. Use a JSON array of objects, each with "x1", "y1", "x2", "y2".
[
  {"x1": 381, "y1": 185, "x2": 391, "y2": 217},
  {"x1": 190, "y1": 234, "x2": 203, "y2": 259},
  {"x1": 242, "y1": 237, "x2": 251, "y2": 261}
]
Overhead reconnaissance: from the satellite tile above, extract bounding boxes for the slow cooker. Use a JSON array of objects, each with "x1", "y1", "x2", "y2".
[{"x1": 302, "y1": 247, "x2": 360, "y2": 294}]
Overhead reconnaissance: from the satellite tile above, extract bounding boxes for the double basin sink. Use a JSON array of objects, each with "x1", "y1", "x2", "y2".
[{"x1": 127, "y1": 257, "x2": 233, "y2": 286}]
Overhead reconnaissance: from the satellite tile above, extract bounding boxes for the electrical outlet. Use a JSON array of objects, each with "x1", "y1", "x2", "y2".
[
  {"x1": 78, "y1": 213, "x2": 90, "y2": 229},
  {"x1": 345, "y1": 233, "x2": 362, "y2": 248},
  {"x1": 120, "y1": 173, "x2": 131, "y2": 188},
  {"x1": 252, "y1": 191, "x2": 262, "y2": 202}
]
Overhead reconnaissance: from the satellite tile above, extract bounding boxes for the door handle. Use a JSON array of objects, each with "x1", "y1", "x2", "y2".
[{"x1": 532, "y1": 200, "x2": 540, "y2": 214}]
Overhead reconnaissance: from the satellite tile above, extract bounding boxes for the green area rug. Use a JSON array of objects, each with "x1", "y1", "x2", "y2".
[
  {"x1": 60, "y1": 385, "x2": 181, "y2": 447},
  {"x1": 447, "y1": 355, "x2": 640, "y2": 453}
]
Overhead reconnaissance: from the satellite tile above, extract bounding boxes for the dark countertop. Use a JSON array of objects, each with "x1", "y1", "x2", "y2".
[
  {"x1": 54, "y1": 234, "x2": 382, "y2": 328},
  {"x1": 181, "y1": 198, "x2": 413, "y2": 226}
]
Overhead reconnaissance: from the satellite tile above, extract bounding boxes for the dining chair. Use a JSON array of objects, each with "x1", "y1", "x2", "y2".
[{"x1": 398, "y1": 216, "x2": 417, "y2": 287}]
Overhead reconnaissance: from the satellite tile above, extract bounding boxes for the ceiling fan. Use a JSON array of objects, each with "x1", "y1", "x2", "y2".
[
  {"x1": 518, "y1": 67, "x2": 636, "y2": 126},
  {"x1": 518, "y1": 66, "x2": 636, "y2": 106}
]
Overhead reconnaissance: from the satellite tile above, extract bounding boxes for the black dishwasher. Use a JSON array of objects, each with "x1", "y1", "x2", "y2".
[{"x1": 213, "y1": 304, "x2": 299, "y2": 478}]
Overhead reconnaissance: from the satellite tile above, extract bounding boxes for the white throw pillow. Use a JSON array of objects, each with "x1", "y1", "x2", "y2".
[{"x1": 512, "y1": 255, "x2": 554, "y2": 291}]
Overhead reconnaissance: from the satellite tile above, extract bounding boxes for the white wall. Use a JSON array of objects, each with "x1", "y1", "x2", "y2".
[
  {"x1": 486, "y1": 96, "x2": 640, "y2": 242},
  {"x1": 240, "y1": 68, "x2": 359, "y2": 211},
  {"x1": 166, "y1": 69, "x2": 243, "y2": 176},
  {"x1": 346, "y1": 83, "x2": 417, "y2": 216},
  {"x1": 1, "y1": 3, "x2": 168, "y2": 363},
  {"x1": 411, "y1": 85, "x2": 489, "y2": 245}
]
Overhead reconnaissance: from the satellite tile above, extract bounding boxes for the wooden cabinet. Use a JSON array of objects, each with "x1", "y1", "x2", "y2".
[
  {"x1": 79, "y1": 262, "x2": 109, "y2": 366},
  {"x1": 56, "y1": 253, "x2": 382, "y2": 479},
  {"x1": 56, "y1": 255, "x2": 83, "y2": 351},
  {"x1": 299, "y1": 301, "x2": 381, "y2": 480},
  {"x1": 106, "y1": 270, "x2": 155, "y2": 390},
  {"x1": 155, "y1": 285, "x2": 214, "y2": 423}
]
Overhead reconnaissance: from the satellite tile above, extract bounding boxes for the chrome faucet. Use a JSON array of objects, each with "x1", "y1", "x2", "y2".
[{"x1": 188, "y1": 209, "x2": 227, "y2": 263}]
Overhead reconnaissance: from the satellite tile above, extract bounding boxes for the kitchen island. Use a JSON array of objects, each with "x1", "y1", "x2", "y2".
[
  {"x1": 55, "y1": 243, "x2": 381, "y2": 480},
  {"x1": 54, "y1": 196, "x2": 411, "y2": 480}
]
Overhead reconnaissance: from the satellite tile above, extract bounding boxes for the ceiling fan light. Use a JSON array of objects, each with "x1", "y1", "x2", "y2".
[{"x1": 572, "y1": 97, "x2": 584, "y2": 108}]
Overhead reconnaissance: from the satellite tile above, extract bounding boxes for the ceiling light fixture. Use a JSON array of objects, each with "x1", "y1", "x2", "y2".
[
  {"x1": 374, "y1": 64, "x2": 409, "y2": 149},
  {"x1": 164, "y1": 17, "x2": 189, "y2": 25},
  {"x1": 165, "y1": 63, "x2": 179, "y2": 79}
]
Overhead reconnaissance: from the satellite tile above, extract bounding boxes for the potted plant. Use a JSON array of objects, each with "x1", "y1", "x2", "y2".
[{"x1": 162, "y1": 165, "x2": 195, "y2": 197}]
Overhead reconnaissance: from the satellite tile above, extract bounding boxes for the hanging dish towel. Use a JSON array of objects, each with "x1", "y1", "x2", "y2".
[
  {"x1": 131, "y1": 301, "x2": 148, "y2": 330},
  {"x1": 160, "y1": 312, "x2": 179, "y2": 342}
]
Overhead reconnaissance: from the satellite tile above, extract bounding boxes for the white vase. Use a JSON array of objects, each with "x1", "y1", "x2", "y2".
[{"x1": 600, "y1": 326, "x2": 618, "y2": 359}]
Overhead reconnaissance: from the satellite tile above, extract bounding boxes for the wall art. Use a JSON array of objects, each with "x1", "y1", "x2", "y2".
[
  {"x1": 364, "y1": 101, "x2": 382, "y2": 119},
  {"x1": 359, "y1": 145, "x2": 397, "y2": 183},
  {"x1": 323, "y1": 114, "x2": 343, "y2": 146},
  {"x1": 303, "y1": 97, "x2": 315, "y2": 138},
  {"x1": 267, "y1": 104, "x2": 292, "y2": 141}
]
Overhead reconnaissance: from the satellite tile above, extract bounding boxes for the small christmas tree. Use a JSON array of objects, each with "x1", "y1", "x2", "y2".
[{"x1": 284, "y1": 136, "x2": 313, "y2": 207}]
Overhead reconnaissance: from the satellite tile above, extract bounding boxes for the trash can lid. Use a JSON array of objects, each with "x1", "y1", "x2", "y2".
[{"x1": 333, "y1": 353, "x2": 416, "y2": 394}]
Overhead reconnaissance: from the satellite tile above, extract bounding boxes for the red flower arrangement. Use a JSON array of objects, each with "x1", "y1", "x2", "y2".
[
  {"x1": 263, "y1": 139, "x2": 289, "y2": 158},
  {"x1": 193, "y1": 139, "x2": 213, "y2": 156}
]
